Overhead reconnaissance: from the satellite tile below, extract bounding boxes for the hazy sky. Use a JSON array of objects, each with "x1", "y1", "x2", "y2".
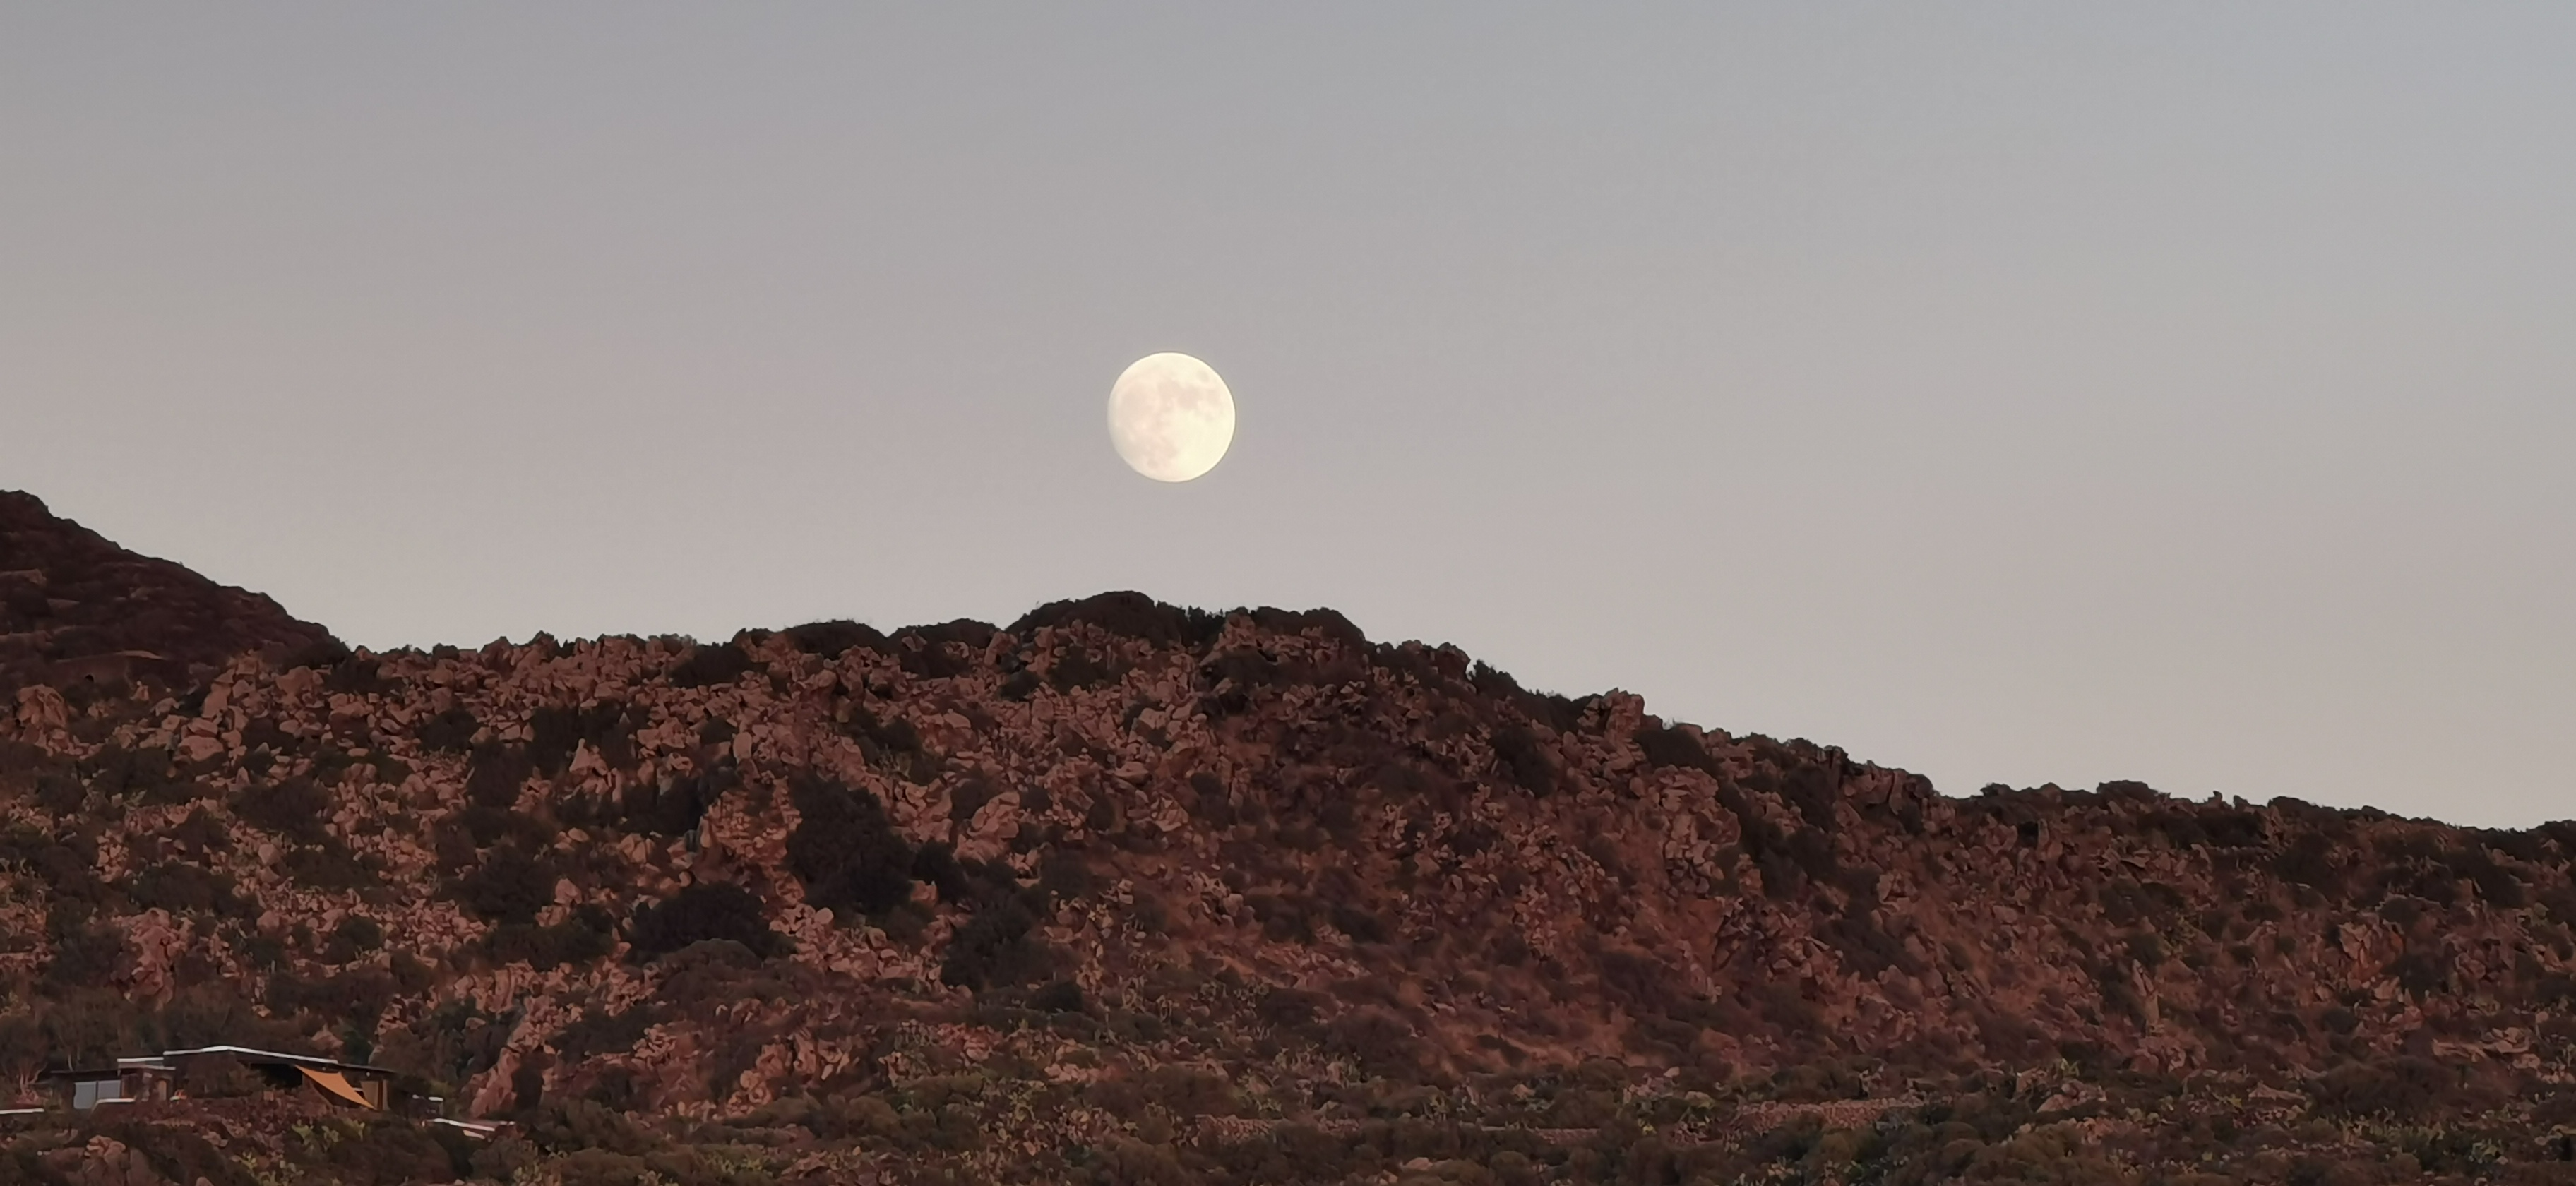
[{"x1": 4, "y1": 6, "x2": 2570, "y2": 827}]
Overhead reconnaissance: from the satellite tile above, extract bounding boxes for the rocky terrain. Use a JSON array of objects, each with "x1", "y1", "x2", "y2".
[{"x1": 0, "y1": 490, "x2": 2573, "y2": 1185}]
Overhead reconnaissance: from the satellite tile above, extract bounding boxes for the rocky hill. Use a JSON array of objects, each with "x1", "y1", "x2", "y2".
[
  {"x1": 1, "y1": 491, "x2": 2573, "y2": 1185},
  {"x1": 0, "y1": 491, "x2": 339, "y2": 699}
]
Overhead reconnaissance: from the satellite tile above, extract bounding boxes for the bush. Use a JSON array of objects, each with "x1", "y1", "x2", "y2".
[
  {"x1": 628, "y1": 883, "x2": 787, "y2": 962},
  {"x1": 786, "y1": 777, "x2": 918, "y2": 916},
  {"x1": 671, "y1": 642, "x2": 756, "y2": 688},
  {"x1": 837, "y1": 707, "x2": 942, "y2": 785},
  {"x1": 1323, "y1": 1007, "x2": 1424, "y2": 1079},
  {"x1": 44, "y1": 904, "x2": 126, "y2": 989},
  {"x1": 283, "y1": 839, "x2": 383, "y2": 890},
  {"x1": 145, "y1": 981, "x2": 311, "y2": 1054},
  {"x1": 1048, "y1": 647, "x2": 1117, "y2": 693},
  {"x1": 33, "y1": 767, "x2": 88, "y2": 813},
  {"x1": 268, "y1": 966, "x2": 398, "y2": 1029},
  {"x1": 1490, "y1": 725, "x2": 1555, "y2": 796},
  {"x1": 130, "y1": 861, "x2": 248, "y2": 917},
  {"x1": 491, "y1": 906, "x2": 619, "y2": 969},
  {"x1": 2313, "y1": 1055, "x2": 2454, "y2": 1118},
  {"x1": 1030, "y1": 980, "x2": 1087, "y2": 1013},
  {"x1": 311, "y1": 1117, "x2": 460, "y2": 1186},
  {"x1": 619, "y1": 767, "x2": 731, "y2": 837},
  {"x1": 87, "y1": 743, "x2": 174, "y2": 800},
  {"x1": 465, "y1": 742, "x2": 533, "y2": 810},
  {"x1": 232, "y1": 777, "x2": 331, "y2": 841},
  {"x1": 558, "y1": 1003, "x2": 664, "y2": 1062},
  {"x1": 416, "y1": 705, "x2": 481, "y2": 753},
  {"x1": 1007, "y1": 592, "x2": 1224, "y2": 650},
  {"x1": 529, "y1": 701, "x2": 641, "y2": 776},
  {"x1": 941, "y1": 890, "x2": 1053, "y2": 991},
  {"x1": 325, "y1": 915, "x2": 386, "y2": 963},
  {"x1": 530, "y1": 705, "x2": 584, "y2": 775},
  {"x1": 529, "y1": 1098, "x2": 657, "y2": 1156},
  {"x1": 452, "y1": 846, "x2": 556, "y2": 926},
  {"x1": 898, "y1": 622, "x2": 989, "y2": 679},
  {"x1": 2272, "y1": 832, "x2": 2345, "y2": 894},
  {"x1": 86, "y1": 1119, "x2": 257, "y2": 1186},
  {"x1": 782, "y1": 619, "x2": 891, "y2": 659}
]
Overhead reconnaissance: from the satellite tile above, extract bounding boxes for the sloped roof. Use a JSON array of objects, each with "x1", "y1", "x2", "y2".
[{"x1": 152, "y1": 1046, "x2": 395, "y2": 1077}]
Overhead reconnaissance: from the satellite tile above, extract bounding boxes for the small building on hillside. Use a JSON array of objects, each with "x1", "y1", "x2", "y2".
[{"x1": 45, "y1": 1046, "x2": 403, "y2": 1112}]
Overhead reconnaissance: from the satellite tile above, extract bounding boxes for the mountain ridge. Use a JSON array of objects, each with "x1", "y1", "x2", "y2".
[{"x1": 1, "y1": 489, "x2": 2572, "y2": 1185}]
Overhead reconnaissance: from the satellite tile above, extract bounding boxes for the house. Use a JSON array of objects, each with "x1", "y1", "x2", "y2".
[
  {"x1": 40, "y1": 1057, "x2": 177, "y2": 1111},
  {"x1": 46, "y1": 1046, "x2": 405, "y2": 1113}
]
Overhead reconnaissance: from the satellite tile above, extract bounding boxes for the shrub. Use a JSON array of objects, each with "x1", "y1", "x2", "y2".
[
  {"x1": 268, "y1": 966, "x2": 398, "y2": 1029},
  {"x1": 87, "y1": 743, "x2": 174, "y2": 800},
  {"x1": 416, "y1": 705, "x2": 481, "y2": 753},
  {"x1": 2313, "y1": 1055, "x2": 2455, "y2": 1118},
  {"x1": 1008, "y1": 592, "x2": 1225, "y2": 650},
  {"x1": 44, "y1": 904, "x2": 127, "y2": 989},
  {"x1": 2272, "y1": 831, "x2": 2346, "y2": 895},
  {"x1": 283, "y1": 839, "x2": 383, "y2": 890},
  {"x1": 898, "y1": 630, "x2": 980, "y2": 680},
  {"x1": 465, "y1": 742, "x2": 533, "y2": 810},
  {"x1": 1329, "y1": 903, "x2": 1388, "y2": 945},
  {"x1": 529, "y1": 705, "x2": 583, "y2": 775},
  {"x1": 627, "y1": 883, "x2": 787, "y2": 962},
  {"x1": 786, "y1": 777, "x2": 918, "y2": 916},
  {"x1": 619, "y1": 767, "x2": 731, "y2": 837},
  {"x1": 1633, "y1": 724, "x2": 1723, "y2": 779},
  {"x1": 491, "y1": 906, "x2": 619, "y2": 969},
  {"x1": 528, "y1": 1098, "x2": 657, "y2": 1156},
  {"x1": 130, "y1": 861, "x2": 248, "y2": 917},
  {"x1": 1030, "y1": 980, "x2": 1087, "y2": 1014},
  {"x1": 86, "y1": 1120, "x2": 256, "y2": 1186},
  {"x1": 1323, "y1": 1007, "x2": 1424, "y2": 1079},
  {"x1": 671, "y1": 642, "x2": 756, "y2": 688},
  {"x1": 33, "y1": 767, "x2": 87, "y2": 813},
  {"x1": 374, "y1": 1000, "x2": 509, "y2": 1096},
  {"x1": 324, "y1": 915, "x2": 386, "y2": 963},
  {"x1": 1047, "y1": 647, "x2": 1116, "y2": 693},
  {"x1": 1490, "y1": 725, "x2": 1555, "y2": 796},
  {"x1": 232, "y1": 777, "x2": 331, "y2": 841},
  {"x1": 169, "y1": 807, "x2": 232, "y2": 853},
  {"x1": 321, "y1": 654, "x2": 394, "y2": 696},
  {"x1": 782, "y1": 618, "x2": 891, "y2": 659},
  {"x1": 314, "y1": 1117, "x2": 463, "y2": 1186},
  {"x1": 941, "y1": 890, "x2": 1053, "y2": 991},
  {"x1": 147, "y1": 981, "x2": 309, "y2": 1052},
  {"x1": 835, "y1": 706, "x2": 943, "y2": 785},
  {"x1": 452, "y1": 846, "x2": 556, "y2": 926},
  {"x1": 2445, "y1": 844, "x2": 2527, "y2": 907},
  {"x1": 651, "y1": 940, "x2": 768, "y2": 1010},
  {"x1": 557, "y1": 1003, "x2": 664, "y2": 1062}
]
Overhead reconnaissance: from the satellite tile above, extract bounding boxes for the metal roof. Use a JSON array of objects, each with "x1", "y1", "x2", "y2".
[{"x1": 148, "y1": 1046, "x2": 397, "y2": 1077}]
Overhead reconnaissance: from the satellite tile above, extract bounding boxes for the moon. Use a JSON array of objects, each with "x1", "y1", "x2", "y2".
[{"x1": 1107, "y1": 352, "x2": 1235, "y2": 482}]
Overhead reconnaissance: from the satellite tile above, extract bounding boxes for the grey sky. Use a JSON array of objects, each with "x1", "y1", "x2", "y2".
[{"x1": 4, "y1": 5, "x2": 2570, "y2": 826}]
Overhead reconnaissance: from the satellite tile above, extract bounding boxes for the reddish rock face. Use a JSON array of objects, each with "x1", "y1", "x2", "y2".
[{"x1": 2, "y1": 494, "x2": 2573, "y2": 1185}]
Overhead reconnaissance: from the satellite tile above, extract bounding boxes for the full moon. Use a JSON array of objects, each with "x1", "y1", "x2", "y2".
[{"x1": 1107, "y1": 352, "x2": 1235, "y2": 482}]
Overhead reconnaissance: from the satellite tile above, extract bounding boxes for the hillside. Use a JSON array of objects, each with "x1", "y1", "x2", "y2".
[
  {"x1": 1, "y1": 491, "x2": 2573, "y2": 1185},
  {"x1": 0, "y1": 492, "x2": 339, "y2": 699}
]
